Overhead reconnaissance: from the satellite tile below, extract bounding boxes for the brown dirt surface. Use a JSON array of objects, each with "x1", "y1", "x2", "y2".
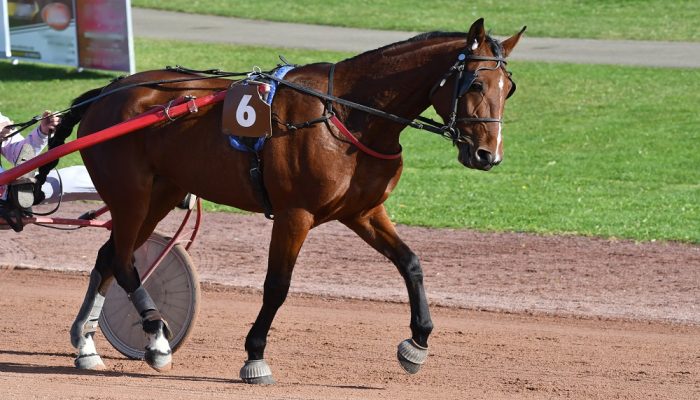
[{"x1": 1, "y1": 201, "x2": 699, "y2": 399}]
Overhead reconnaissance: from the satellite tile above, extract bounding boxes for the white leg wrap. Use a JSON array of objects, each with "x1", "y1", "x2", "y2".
[
  {"x1": 144, "y1": 328, "x2": 173, "y2": 372},
  {"x1": 74, "y1": 333, "x2": 105, "y2": 370},
  {"x1": 70, "y1": 270, "x2": 105, "y2": 349},
  {"x1": 71, "y1": 270, "x2": 107, "y2": 370},
  {"x1": 148, "y1": 330, "x2": 171, "y2": 354},
  {"x1": 78, "y1": 334, "x2": 98, "y2": 357},
  {"x1": 130, "y1": 285, "x2": 173, "y2": 372}
]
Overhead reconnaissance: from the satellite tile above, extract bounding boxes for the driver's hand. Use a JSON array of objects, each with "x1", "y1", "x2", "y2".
[
  {"x1": 39, "y1": 111, "x2": 60, "y2": 136},
  {"x1": 0, "y1": 118, "x2": 14, "y2": 141}
]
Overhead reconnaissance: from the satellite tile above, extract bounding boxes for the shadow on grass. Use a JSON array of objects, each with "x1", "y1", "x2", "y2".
[{"x1": 0, "y1": 61, "x2": 118, "y2": 82}]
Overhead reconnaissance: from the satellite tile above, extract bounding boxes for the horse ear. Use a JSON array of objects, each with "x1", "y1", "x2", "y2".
[
  {"x1": 467, "y1": 18, "x2": 486, "y2": 51},
  {"x1": 500, "y1": 26, "x2": 527, "y2": 58}
]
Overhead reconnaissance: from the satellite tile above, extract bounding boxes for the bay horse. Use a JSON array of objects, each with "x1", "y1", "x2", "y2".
[{"x1": 61, "y1": 18, "x2": 524, "y2": 383}]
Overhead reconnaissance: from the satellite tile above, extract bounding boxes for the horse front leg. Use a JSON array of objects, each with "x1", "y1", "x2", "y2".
[
  {"x1": 342, "y1": 205, "x2": 433, "y2": 374},
  {"x1": 70, "y1": 239, "x2": 115, "y2": 370},
  {"x1": 240, "y1": 210, "x2": 313, "y2": 384}
]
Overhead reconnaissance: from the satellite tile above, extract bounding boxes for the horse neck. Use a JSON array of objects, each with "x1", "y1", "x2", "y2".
[{"x1": 334, "y1": 37, "x2": 465, "y2": 149}]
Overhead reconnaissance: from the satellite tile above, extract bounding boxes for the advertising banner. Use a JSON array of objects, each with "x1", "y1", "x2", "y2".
[
  {"x1": 2, "y1": 0, "x2": 134, "y2": 73},
  {"x1": 0, "y1": 1, "x2": 9, "y2": 57},
  {"x1": 76, "y1": 0, "x2": 134, "y2": 73},
  {"x1": 8, "y1": 0, "x2": 78, "y2": 66}
]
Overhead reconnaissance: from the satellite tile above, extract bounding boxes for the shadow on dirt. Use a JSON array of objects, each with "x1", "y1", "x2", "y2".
[{"x1": 0, "y1": 359, "x2": 386, "y2": 390}]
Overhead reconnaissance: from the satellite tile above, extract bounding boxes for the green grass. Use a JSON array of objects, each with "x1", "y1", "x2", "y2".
[
  {"x1": 1, "y1": 38, "x2": 698, "y2": 242},
  {"x1": 391, "y1": 62, "x2": 700, "y2": 242},
  {"x1": 132, "y1": 0, "x2": 700, "y2": 42}
]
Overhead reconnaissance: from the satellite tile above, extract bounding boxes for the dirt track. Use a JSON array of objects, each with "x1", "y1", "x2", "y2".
[{"x1": 0, "y1": 202, "x2": 699, "y2": 399}]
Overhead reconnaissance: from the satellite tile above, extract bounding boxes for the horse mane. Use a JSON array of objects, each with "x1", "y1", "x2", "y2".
[{"x1": 341, "y1": 31, "x2": 503, "y2": 63}]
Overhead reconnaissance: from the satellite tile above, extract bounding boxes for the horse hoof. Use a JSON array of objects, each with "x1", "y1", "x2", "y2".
[
  {"x1": 145, "y1": 348, "x2": 172, "y2": 372},
  {"x1": 74, "y1": 354, "x2": 106, "y2": 370},
  {"x1": 240, "y1": 359, "x2": 275, "y2": 384},
  {"x1": 397, "y1": 339, "x2": 428, "y2": 375},
  {"x1": 242, "y1": 375, "x2": 276, "y2": 385}
]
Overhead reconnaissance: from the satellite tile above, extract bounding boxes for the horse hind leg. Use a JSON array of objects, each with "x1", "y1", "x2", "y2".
[
  {"x1": 70, "y1": 269, "x2": 173, "y2": 371},
  {"x1": 70, "y1": 269, "x2": 106, "y2": 369},
  {"x1": 114, "y1": 247, "x2": 174, "y2": 372},
  {"x1": 130, "y1": 284, "x2": 173, "y2": 371},
  {"x1": 70, "y1": 240, "x2": 115, "y2": 370},
  {"x1": 119, "y1": 179, "x2": 189, "y2": 372}
]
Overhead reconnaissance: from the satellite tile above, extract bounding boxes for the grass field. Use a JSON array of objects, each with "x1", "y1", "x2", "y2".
[
  {"x1": 1, "y1": 38, "x2": 698, "y2": 243},
  {"x1": 131, "y1": 0, "x2": 700, "y2": 42}
]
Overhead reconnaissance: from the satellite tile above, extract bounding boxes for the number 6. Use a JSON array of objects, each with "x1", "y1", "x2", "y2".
[{"x1": 236, "y1": 94, "x2": 256, "y2": 127}]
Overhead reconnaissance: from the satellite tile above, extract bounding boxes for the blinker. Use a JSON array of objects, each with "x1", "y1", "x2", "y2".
[
  {"x1": 457, "y1": 73, "x2": 476, "y2": 97},
  {"x1": 457, "y1": 74, "x2": 516, "y2": 99},
  {"x1": 507, "y1": 80, "x2": 516, "y2": 98}
]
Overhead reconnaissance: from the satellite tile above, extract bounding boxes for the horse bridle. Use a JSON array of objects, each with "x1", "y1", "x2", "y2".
[{"x1": 429, "y1": 52, "x2": 516, "y2": 144}]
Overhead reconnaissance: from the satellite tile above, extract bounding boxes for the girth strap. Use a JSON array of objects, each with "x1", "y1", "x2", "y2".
[{"x1": 249, "y1": 154, "x2": 274, "y2": 220}]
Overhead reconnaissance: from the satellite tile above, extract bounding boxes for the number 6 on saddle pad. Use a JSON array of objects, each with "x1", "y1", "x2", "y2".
[{"x1": 222, "y1": 83, "x2": 272, "y2": 138}]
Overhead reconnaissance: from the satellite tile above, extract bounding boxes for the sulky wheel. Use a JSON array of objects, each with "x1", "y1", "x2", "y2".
[{"x1": 99, "y1": 231, "x2": 200, "y2": 360}]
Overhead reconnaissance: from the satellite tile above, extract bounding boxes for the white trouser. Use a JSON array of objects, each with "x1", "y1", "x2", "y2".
[{"x1": 41, "y1": 165, "x2": 101, "y2": 204}]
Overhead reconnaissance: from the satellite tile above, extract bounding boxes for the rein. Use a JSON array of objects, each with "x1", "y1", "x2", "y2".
[
  {"x1": 6, "y1": 49, "x2": 515, "y2": 159},
  {"x1": 2, "y1": 66, "x2": 257, "y2": 138},
  {"x1": 258, "y1": 51, "x2": 515, "y2": 150},
  {"x1": 259, "y1": 70, "x2": 447, "y2": 136}
]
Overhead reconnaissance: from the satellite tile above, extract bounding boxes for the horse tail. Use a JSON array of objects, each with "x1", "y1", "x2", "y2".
[
  {"x1": 33, "y1": 86, "x2": 105, "y2": 203},
  {"x1": 52, "y1": 86, "x2": 106, "y2": 147}
]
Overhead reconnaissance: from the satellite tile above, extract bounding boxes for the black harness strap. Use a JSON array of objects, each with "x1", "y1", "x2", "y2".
[
  {"x1": 326, "y1": 63, "x2": 336, "y2": 115},
  {"x1": 272, "y1": 63, "x2": 337, "y2": 131},
  {"x1": 258, "y1": 71, "x2": 448, "y2": 136},
  {"x1": 249, "y1": 153, "x2": 274, "y2": 220}
]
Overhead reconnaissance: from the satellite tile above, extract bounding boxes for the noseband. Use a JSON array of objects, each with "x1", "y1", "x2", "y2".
[{"x1": 430, "y1": 52, "x2": 516, "y2": 144}]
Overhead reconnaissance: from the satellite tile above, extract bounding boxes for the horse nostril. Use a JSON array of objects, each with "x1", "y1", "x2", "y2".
[{"x1": 476, "y1": 148, "x2": 494, "y2": 165}]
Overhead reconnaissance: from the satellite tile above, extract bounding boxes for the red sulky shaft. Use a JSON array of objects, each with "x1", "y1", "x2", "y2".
[{"x1": 0, "y1": 91, "x2": 226, "y2": 186}]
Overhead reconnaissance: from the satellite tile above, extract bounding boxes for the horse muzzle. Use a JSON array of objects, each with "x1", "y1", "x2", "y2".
[{"x1": 457, "y1": 142, "x2": 501, "y2": 171}]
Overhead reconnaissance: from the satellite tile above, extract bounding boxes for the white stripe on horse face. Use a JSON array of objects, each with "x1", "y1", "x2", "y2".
[
  {"x1": 494, "y1": 77, "x2": 505, "y2": 163},
  {"x1": 496, "y1": 122, "x2": 502, "y2": 163}
]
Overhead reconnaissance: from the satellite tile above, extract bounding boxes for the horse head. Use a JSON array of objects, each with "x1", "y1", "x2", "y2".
[{"x1": 430, "y1": 19, "x2": 525, "y2": 171}]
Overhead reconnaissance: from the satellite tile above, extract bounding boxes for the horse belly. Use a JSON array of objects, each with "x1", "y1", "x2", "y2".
[{"x1": 146, "y1": 118, "x2": 264, "y2": 213}]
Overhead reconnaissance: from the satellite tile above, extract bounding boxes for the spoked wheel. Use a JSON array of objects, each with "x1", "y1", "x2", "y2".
[{"x1": 99, "y1": 231, "x2": 200, "y2": 359}]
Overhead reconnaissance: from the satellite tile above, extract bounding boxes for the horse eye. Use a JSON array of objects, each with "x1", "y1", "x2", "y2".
[{"x1": 469, "y1": 82, "x2": 484, "y2": 92}]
